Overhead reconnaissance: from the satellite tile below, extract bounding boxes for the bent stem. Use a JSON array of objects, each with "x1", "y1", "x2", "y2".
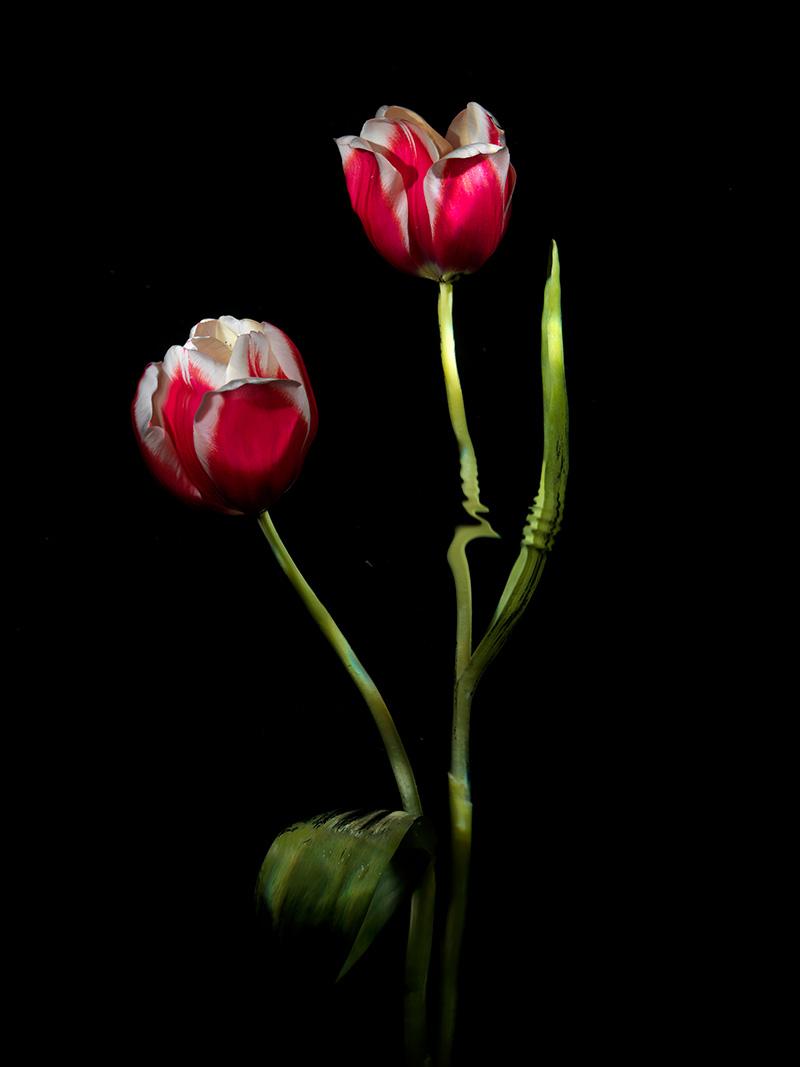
[
  {"x1": 258, "y1": 510, "x2": 420, "y2": 815},
  {"x1": 437, "y1": 282, "x2": 497, "y2": 1067},
  {"x1": 257, "y1": 510, "x2": 432, "y2": 1065}
]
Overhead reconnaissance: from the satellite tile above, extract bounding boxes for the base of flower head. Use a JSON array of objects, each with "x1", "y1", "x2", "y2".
[{"x1": 418, "y1": 263, "x2": 465, "y2": 284}]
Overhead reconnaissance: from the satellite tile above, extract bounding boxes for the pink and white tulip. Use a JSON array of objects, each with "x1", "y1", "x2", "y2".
[
  {"x1": 133, "y1": 316, "x2": 317, "y2": 514},
  {"x1": 336, "y1": 102, "x2": 516, "y2": 281}
]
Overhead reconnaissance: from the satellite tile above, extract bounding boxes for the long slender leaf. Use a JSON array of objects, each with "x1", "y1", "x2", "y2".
[{"x1": 466, "y1": 240, "x2": 569, "y2": 688}]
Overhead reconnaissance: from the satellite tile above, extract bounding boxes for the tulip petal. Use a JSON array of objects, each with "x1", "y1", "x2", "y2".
[
  {"x1": 376, "y1": 105, "x2": 452, "y2": 158},
  {"x1": 194, "y1": 379, "x2": 314, "y2": 513},
  {"x1": 446, "y1": 102, "x2": 506, "y2": 149},
  {"x1": 226, "y1": 330, "x2": 284, "y2": 384},
  {"x1": 336, "y1": 135, "x2": 417, "y2": 275},
  {"x1": 187, "y1": 318, "x2": 238, "y2": 362},
  {"x1": 504, "y1": 162, "x2": 517, "y2": 219},
  {"x1": 150, "y1": 346, "x2": 235, "y2": 510},
  {"x1": 359, "y1": 118, "x2": 439, "y2": 269},
  {"x1": 187, "y1": 316, "x2": 266, "y2": 363},
  {"x1": 258, "y1": 323, "x2": 318, "y2": 437},
  {"x1": 218, "y1": 314, "x2": 265, "y2": 337},
  {"x1": 224, "y1": 327, "x2": 316, "y2": 439},
  {"x1": 133, "y1": 361, "x2": 207, "y2": 508},
  {"x1": 424, "y1": 145, "x2": 512, "y2": 278},
  {"x1": 363, "y1": 116, "x2": 440, "y2": 169}
]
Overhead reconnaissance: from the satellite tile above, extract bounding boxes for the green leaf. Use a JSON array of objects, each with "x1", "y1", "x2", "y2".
[
  {"x1": 519, "y1": 238, "x2": 569, "y2": 556},
  {"x1": 466, "y1": 241, "x2": 569, "y2": 687},
  {"x1": 256, "y1": 809, "x2": 434, "y2": 980}
]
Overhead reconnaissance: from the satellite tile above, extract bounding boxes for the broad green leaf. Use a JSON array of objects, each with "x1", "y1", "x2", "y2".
[{"x1": 256, "y1": 809, "x2": 434, "y2": 980}]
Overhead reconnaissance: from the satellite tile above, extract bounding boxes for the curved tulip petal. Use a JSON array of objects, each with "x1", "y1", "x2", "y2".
[
  {"x1": 147, "y1": 346, "x2": 235, "y2": 509},
  {"x1": 336, "y1": 135, "x2": 417, "y2": 275},
  {"x1": 224, "y1": 327, "x2": 317, "y2": 434},
  {"x1": 226, "y1": 330, "x2": 284, "y2": 384},
  {"x1": 219, "y1": 315, "x2": 265, "y2": 337},
  {"x1": 193, "y1": 379, "x2": 313, "y2": 513},
  {"x1": 424, "y1": 145, "x2": 512, "y2": 278},
  {"x1": 503, "y1": 163, "x2": 518, "y2": 231},
  {"x1": 446, "y1": 102, "x2": 506, "y2": 149},
  {"x1": 188, "y1": 320, "x2": 235, "y2": 363},
  {"x1": 133, "y1": 361, "x2": 207, "y2": 508},
  {"x1": 361, "y1": 117, "x2": 439, "y2": 171},
  {"x1": 259, "y1": 323, "x2": 318, "y2": 436},
  {"x1": 187, "y1": 316, "x2": 266, "y2": 363},
  {"x1": 359, "y1": 118, "x2": 438, "y2": 266},
  {"x1": 376, "y1": 105, "x2": 452, "y2": 158}
]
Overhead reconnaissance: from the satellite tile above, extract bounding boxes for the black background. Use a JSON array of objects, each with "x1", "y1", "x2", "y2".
[{"x1": 13, "y1": 24, "x2": 761, "y2": 1066}]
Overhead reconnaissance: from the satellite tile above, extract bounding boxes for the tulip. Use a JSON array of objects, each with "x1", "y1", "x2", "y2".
[
  {"x1": 336, "y1": 102, "x2": 515, "y2": 282},
  {"x1": 133, "y1": 316, "x2": 317, "y2": 514}
]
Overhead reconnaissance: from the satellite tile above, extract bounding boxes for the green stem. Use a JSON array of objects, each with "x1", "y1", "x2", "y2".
[
  {"x1": 437, "y1": 281, "x2": 499, "y2": 768},
  {"x1": 437, "y1": 282, "x2": 493, "y2": 531},
  {"x1": 436, "y1": 281, "x2": 496, "y2": 1066},
  {"x1": 404, "y1": 863, "x2": 436, "y2": 1067},
  {"x1": 439, "y1": 773, "x2": 472, "y2": 1067},
  {"x1": 257, "y1": 511, "x2": 431, "y2": 1065},
  {"x1": 257, "y1": 511, "x2": 422, "y2": 817}
]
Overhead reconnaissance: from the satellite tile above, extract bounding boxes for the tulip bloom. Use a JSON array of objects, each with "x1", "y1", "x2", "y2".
[
  {"x1": 133, "y1": 316, "x2": 317, "y2": 514},
  {"x1": 336, "y1": 102, "x2": 515, "y2": 282}
]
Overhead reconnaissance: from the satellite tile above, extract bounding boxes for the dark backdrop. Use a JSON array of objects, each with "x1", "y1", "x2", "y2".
[{"x1": 13, "y1": 30, "x2": 755, "y2": 1067}]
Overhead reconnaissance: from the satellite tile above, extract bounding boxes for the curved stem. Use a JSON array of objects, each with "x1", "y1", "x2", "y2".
[
  {"x1": 257, "y1": 509, "x2": 421, "y2": 816},
  {"x1": 437, "y1": 282, "x2": 494, "y2": 531},
  {"x1": 258, "y1": 511, "x2": 433, "y2": 1064},
  {"x1": 437, "y1": 282, "x2": 499, "y2": 777}
]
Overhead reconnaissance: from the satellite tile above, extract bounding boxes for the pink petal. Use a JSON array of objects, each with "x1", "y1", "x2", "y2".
[
  {"x1": 504, "y1": 162, "x2": 517, "y2": 218},
  {"x1": 148, "y1": 347, "x2": 236, "y2": 511},
  {"x1": 132, "y1": 361, "x2": 206, "y2": 508},
  {"x1": 375, "y1": 105, "x2": 452, "y2": 158},
  {"x1": 258, "y1": 323, "x2": 318, "y2": 438},
  {"x1": 335, "y1": 135, "x2": 418, "y2": 275},
  {"x1": 446, "y1": 102, "x2": 506, "y2": 149},
  {"x1": 225, "y1": 326, "x2": 317, "y2": 439},
  {"x1": 360, "y1": 117, "x2": 438, "y2": 266},
  {"x1": 362, "y1": 116, "x2": 439, "y2": 168},
  {"x1": 226, "y1": 331, "x2": 284, "y2": 383},
  {"x1": 424, "y1": 146, "x2": 512, "y2": 278},
  {"x1": 193, "y1": 379, "x2": 315, "y2": 514}
]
